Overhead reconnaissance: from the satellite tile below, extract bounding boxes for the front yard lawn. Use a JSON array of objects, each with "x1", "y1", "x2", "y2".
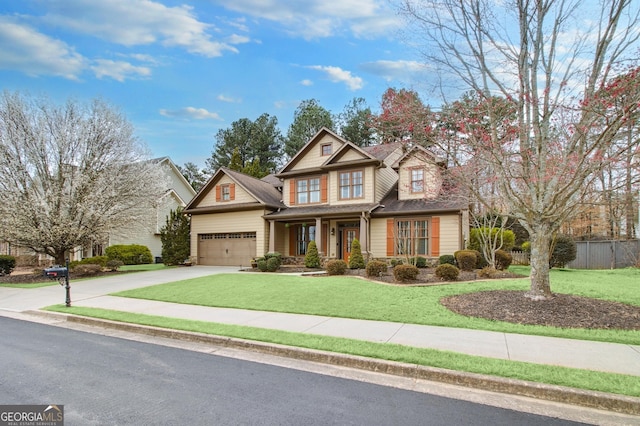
[{"x1": 113, "y1": 266, "x2": 640, "y2": 345}]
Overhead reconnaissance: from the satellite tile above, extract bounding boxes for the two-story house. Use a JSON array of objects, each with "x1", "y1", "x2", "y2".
[{"x1": 184, "y1": 128, "x2": 469, "y2": 266}]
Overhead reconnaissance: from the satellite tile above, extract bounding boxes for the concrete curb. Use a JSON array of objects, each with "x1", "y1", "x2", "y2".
[{"x1": 30, "y1": 310, "x2": 640, "y2": 416}]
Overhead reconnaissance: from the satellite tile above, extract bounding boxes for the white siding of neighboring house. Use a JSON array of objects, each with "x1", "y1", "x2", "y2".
[{"x1": 190, "y1": 209, "x2": 269, "y2": 263}]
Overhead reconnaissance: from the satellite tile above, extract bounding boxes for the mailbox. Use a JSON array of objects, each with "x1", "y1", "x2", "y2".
[{"x1": 43, "y1": 266, "x2": 68, "y2": 279}]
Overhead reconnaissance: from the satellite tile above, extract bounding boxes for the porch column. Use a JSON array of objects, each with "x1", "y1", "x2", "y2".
[
  {"x1": 315, "y1": 217, "x2": 322, "y2": 255},
  {"x1": 360, "y1": 214, "x2": 368, "y2": 255},
  {"x1": 268, "y1": 220, "x2": 276, "y2": 253}
]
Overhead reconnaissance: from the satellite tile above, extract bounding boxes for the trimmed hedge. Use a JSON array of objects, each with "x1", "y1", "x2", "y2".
[
  {"x1": 365, "y1": 260, "x2": 387, "y2": 278},
  {"x1": 325, "y1": 259, "x2": 347, "y2": 275},
  {"x1": 454, "y1": 250, "x2": 477, "y2": 271},
  {"x1": 106, "y1": 244, "x2": 153, "y2": 265},
  {"x1": 393, "y1": 264, "x2": 419, "y2": 282},
  {"x1": 304, "y1": 241, "x2": 320, "y2": 268},
  {"x1": 0, "y1": 255, "x2": 16, "y2": 275},
  {"x1": 494, "y1": 249, "x2": 513, "y2": 270},
  {"x1": 435, "y1": 263, "x2": 460, "y2": 281},
  {"x1": 438, "y1": 254, "x2": 456, "y2": 266},
  {"x1": 348, "y1": 239, "x2": 365, "y2": 269}
]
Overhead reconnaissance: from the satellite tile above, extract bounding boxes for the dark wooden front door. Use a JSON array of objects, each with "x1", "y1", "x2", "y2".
[{"x1": 342, "y1": 228, "x2": 359, "y2": 261}]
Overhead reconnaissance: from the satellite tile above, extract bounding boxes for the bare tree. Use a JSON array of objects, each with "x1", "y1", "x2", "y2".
[
  {"x1": 0, "y1": 92, "x2": 167, "y2": 264},
  {"x1": 398, "y1": 0, "x2": 640, "y2": 299}
]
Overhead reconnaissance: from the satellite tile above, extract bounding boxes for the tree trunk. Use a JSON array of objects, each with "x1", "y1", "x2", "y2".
[
  {"x1": 55, "y1": 250, "x2": 67, "y2": 265},
  {"x1": 527, "y1": 227, "x2": 553, "y2": 300}
]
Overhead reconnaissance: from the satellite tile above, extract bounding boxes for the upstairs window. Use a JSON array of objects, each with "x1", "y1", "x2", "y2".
[
  {"x1": 411, "y1": 168, "x2": 424, "y2": 193},
  {"x1": 221, "y1": 184, "x2": 231, "y2": 201},
  {"x1": 215, "y1": 183, "x2": 234, "y2": 202},
  {"x1": 297, "y1": 177, "x2": 321, "y2": 204},
  {"x1": 321, "y1": 143, "x2": 332, "y2": 156},
  {"x1": 339, "y1": 170, "x2": 363, "y2": 200}
]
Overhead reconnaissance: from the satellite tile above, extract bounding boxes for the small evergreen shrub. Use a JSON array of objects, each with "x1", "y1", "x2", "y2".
[
  {"x1": 348, "y1": 239, "x2": 365, "y2": 269},
  {"x1": 390, "y1": 258, "x2": 403, "y2": 267},
  {"x1": 256, "y1": 258, "x2": 268, "y2": 272},
  {"x1": 365, "y1": 260, "x2": 387, "y2": 277},
  {"x1": 550, "y1": 235, "x2": 577, "y2": 268},
  {"x1": 0, "y1": 255, "x2": 16, "y2": 275},
  {"x1": 393, "y1": 264, "x2": 419, "y2": 282},
  {"x1": 325, "y1": 259, "x2": 347, "y2": 275},
  {"x1": 438, "y1": 254, "x2": 456, "y2": 266},
  {"x1": 410, "y1": 256, "x2": 427, "y2": 268},
  {"x1": 264, "y1": 252, "x2": 282, "y2": 268},
  {"x1": 435, "y1": 263, "x2": 460, "y2": 281},
  {"x1": 106, "y1": 244, "x2": 153, "y2": 265},
  {"x1": 266, "y1": 257, "x2": 280, "y2": 272},
  {"x1": 73, "y1": 264, "x2": 102, "y2": 276},
  {"x1": 521, "y1": 241, "x2": 531, "y2": 252},
  {"x1": 304, "y1": 241, "x2": 320, "y2": 268},
  {"x1": 472, "y1": 250, "x2": 488, "y2": 268},
  {"x1": 468, "y1": 227, "x2": 515, "y2": 252},
  {"x1": 454, "y1": 250, "x2": 477, "y2": 271},
  {"x1": 494, "y1": 249, "x2": 513, "y2": 270},
  {"x1": 106, "y1": 259, "x2": 124, "y2": 271},
  {"x1": 478, "y1": 266, "x2": 498, "y2": 278},
  {"x1": 71, "y1": 256, "x2": 108, "y2": 268}
]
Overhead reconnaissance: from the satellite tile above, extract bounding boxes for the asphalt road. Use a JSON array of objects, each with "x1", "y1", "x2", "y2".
[{"x1": 0, "y1": 317, "x2": 585, "y2": 426}]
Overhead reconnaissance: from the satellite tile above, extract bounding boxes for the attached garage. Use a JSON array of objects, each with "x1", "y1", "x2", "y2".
[{"x1": 198, "y1": 232, "x2": 256, "y2": 266}]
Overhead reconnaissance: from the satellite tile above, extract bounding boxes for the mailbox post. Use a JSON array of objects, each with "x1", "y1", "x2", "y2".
[{"x1": 43, "y1": 260, "x2": 71, "y2": 307}]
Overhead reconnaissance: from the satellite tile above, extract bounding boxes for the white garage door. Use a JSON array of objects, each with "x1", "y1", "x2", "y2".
[{"x1": 198, "y1": 232, "x2": 256, "y2": 266}]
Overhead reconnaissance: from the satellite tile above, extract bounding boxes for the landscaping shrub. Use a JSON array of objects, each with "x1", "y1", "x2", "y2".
[
  {"x1": 0, "y1": 255, "x2": 16, "y2": 275},
  {"x1": 410, "y1": 256, "x2": 427, "y2": 268},
  {"x1": 468, "y1": 227, "x2": 515, "y2": 252},
  {"x1": 72, "y1": 264, "x2": 102, "y2": 276},
  {"x1": 550, "y1": 234, "x2": 577, "y2": 268},
  {"x1": 348, "y1": 239, "x2": 365, "y2": 269},
  {"x1": 263, "y1": 252, "x2": 282, "y2": 267},
  {"x1": 304, "y1": 241, "x2": 321, "y2": 268},
  {"x1": 478, "y1": 266, "x2": 498, "y2": 278},
  {"x1": 390, "y1": 258, "x2": 403, "y2": 267},
  {"x1": 438, "y1": 254, "x2": 456, "y2": 266},
  {"x1": 256, "y1": 258, "x2": 268, "y2": 272},
  {"x1": 266, "y1": 257, "x2": 280, "y2": 272},
  {"x1": 393, "y1": 264, "x2": 419, "y2": 282},
  {"x1": 521, "y1": 241, "x2": 531, "y2": 252},
  {"x1": 325, "y1": 259, "x2": 347, "y2": 275},
  {"x1": 435, "y1": 263, "x2": 460, "y2": 281},
  {"x1": 106, "y1": 259, "x2": 124, "y2": 271},
  {"x1": 454, "y1": 250, "x2": 477, "y2": 271},
  {"x1": 160, "y1": 207, "x2": 190, "y2": 266},
  {"x1": 71, "y1": 256, "x2": 108, "y2": 268},
  {"x1": 494, "y1": 249, "x2": 513, "y2": 270},
  {"x1": 365, "y1": 260, "x2": 387, "y2": 277},
  {"x1": 106, "y1": 244, "x2": 153, "y2": 265}
]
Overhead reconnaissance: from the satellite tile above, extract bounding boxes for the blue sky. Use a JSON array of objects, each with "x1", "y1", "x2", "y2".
[{"x1": 0, "y1": 0, "x2": 434, "y2": 168}]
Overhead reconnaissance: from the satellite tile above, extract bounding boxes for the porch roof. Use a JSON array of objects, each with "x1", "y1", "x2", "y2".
[
  {"x1": 264, "y1": 203, "x2": 379, "y2": 220},
  {"x1": 372, "y1": 184, "x2": 468, "y2": 217}
]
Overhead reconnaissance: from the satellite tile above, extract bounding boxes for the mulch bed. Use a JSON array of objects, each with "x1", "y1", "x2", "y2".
[{"x1": 441, "y1": 290, "x2": 640, "y2": 330}]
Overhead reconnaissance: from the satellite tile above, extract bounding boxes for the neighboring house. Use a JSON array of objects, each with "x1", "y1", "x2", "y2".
[
  {"x1": 105, "y1": 157, "x2": 197, "y2": 261},
  {"x1": 184, "y1": 128, "x2": 469, "y2": 266}
]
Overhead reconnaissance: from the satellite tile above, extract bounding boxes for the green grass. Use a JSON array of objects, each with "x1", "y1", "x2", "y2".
[
  {"x1": 44, "y1": 304, "x2": 640, "y2": 398},
  {"x1": 119, "y1": 264, "x2": 170, "y2": 272},
  {"x1": 114, "y1": 267, "x2": 640, "y2": 345}
]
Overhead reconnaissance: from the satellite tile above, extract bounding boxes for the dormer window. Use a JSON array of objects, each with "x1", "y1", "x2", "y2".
[
  {"x1": 411, "y1": 168, "x2": 424, "y2": 193},
  {"x1": 321, "y1": 143, "x2": 332, "y2": 156},
  {"x1": 221, "y1": 184, "x2": 231, "y2": 201}
]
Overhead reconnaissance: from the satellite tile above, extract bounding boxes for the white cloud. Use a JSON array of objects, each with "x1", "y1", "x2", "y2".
[
  {"x1": 0, "y1": 17, "x2": 85, "y2": 79},
  {"x1": 160, "y1": 107, "x2": 222, "y2": 120},
  {"x1": 213, "y1": 0, "x2": 400, "y2": 39},
  {"x1": 307, "y1": 65, "x2": 363, "y2": 90},
  {"x1": 360, "y1": 60, "x2": 430, "y2": 83},
  {"x1": 217, "y1": 94, "x2": 241, "y2": 103},
  {"x1": 225, "y1": 34, "x2": 251, "y2": 45},
  {"x1": 91, "y1": 59, "x2": 152, "y2": 81},
  {"x1": 300, "y1": 79, "x2": 313, "y2": 86},
  {"x1": 40, "y1": 0, "x2": 238, "y2": 57}
]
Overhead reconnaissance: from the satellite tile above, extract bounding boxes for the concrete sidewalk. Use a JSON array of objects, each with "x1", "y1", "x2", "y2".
[{"x1": 71, "y1": 295, "x2": 640, "y2": 377}]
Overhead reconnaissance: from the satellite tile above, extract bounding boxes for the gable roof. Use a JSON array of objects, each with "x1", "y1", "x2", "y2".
[
  {"x1": 184, "y1": 167, "x2": 284, "y2": 213},
  {"x1": 361, "y1": 141, "x2": 405, "y2": 161},
  {"x1": 277, "y1": 127, "x2": 346, "y2": 176},
  {"x1": 390, "y1": 144, "x2": 442, "y2": 169}
]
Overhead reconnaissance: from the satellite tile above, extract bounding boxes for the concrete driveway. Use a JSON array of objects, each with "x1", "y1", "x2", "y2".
[{"x1": 0, "y1": 266, "x2": 239, "y2": 312}]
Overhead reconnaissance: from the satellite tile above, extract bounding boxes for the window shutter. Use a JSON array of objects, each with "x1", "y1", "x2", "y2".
[
  {"x1": 431, "y1": 217, "x2": 440, "y2": 257},
  {"x1": 386, "y1": 219, "x2": 394, "y2": 256},
  {"x1": 289, "y1": 180, "x2": 296, "y2": 205},
  {"x1": 320, "y1": 175, "x2": 328, "y2": 203},
  {"x1": 215, "y1": 185, "x2": 221, "y2": 202},
  {"x1": 229, "y1": 183, "x2": 235, "y2": 200}
]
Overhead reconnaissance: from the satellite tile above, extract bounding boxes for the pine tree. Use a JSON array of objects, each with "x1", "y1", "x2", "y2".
[
  {"x1": 159, "y1": 207, "x2": 190, "y2": 265},
  {"x1": 348, "y1": 238, "x2": 365, "y2": 269},
  {"x1": 304, "y1": 240, "x2": 320, "y2": 268}
]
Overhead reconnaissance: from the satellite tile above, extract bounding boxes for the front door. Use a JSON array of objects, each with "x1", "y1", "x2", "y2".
[{"x1": 342, "y1": 228, "x2": 359, "y2": 261}]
